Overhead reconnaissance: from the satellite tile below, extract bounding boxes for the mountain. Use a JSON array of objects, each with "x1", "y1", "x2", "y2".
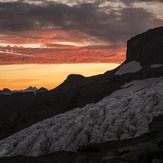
[
  {"x1": 37, "y1": 87, "x2": 48, "y2": 93},
  {"x1": 0, "y1": 88, "x2": 12, "y2": 95},
  {"x1": 0, "y1": 77, "x2": 163, "y2": 157},
  {"x1": 0, "y1": 26, "x2": 163, "y2": 141},
  {"x1": 0, "y1": 87, "x2": 48, "y2": 95}
]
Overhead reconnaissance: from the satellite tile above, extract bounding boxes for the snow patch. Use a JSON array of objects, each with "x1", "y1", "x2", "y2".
[
  {"x1": 151, "y1": 64, "x2": 163, "y2": 68},
  {"x1": 115, "y1": 61, "x2": 142, "y2": 75},
  {"x1": 0, "y1": 78, "x2": 163, "y2": 157},
  {"x1": 109, "y1": 78, "x2": 161, "y2": 98}
]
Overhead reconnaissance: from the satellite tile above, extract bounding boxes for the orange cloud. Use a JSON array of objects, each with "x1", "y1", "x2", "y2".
[
  {"x1": 0, "y1": 46, "x2": 125, "y2": 64},
  {"x1": 0, "y1": 29, "x2": 126, "y2": 65}
]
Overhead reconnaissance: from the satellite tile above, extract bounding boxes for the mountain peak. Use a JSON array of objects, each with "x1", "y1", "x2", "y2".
[
  {"x1": 24, "y1": 86, "x2": 38, "y2": 92},
  {"x1": 66, "y1": 74, "x2": 85, "y2": 81},
  {"x1": 0, "y1": 86, "x2": 48, "y2": 95}
]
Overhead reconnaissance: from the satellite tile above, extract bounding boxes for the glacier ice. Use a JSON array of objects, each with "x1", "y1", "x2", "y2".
[{"x1": 0, "y1": 78, "x2": 163, "y2": 157}]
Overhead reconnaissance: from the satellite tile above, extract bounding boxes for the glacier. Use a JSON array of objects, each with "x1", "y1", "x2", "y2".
[{"x1": 0, "y1": 77, "x2": 163, "y2": 157}]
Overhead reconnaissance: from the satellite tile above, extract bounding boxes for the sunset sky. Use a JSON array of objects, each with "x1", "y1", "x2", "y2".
[{"x1": 0, "y1": 0, "x2": 163, "y2": 90}]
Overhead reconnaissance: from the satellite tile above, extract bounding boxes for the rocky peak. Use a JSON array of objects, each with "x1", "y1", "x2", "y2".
[
  {"x1": 24, "y1": 86, "x2": 38, "y2": 92},
  {"x1": 37, "y1": 87, "x2": 48, "y2": 93},
  {"x1": 125, "y1": 26, "x2": 163, "y2": 66},
  {"x1": 0, "y1": 88, "x2": 11, "y2": 95},
  {"x1": 62, "y1": 74, "x2": 85, "y2": 86},
  {"x1": 66, "y1": 74, "x2": 85, "y2": 81}
]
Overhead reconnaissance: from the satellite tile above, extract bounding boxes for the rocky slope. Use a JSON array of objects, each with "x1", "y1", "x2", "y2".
[{"x1": 0, "y1": 26, "x2": 163, "y2": 141}]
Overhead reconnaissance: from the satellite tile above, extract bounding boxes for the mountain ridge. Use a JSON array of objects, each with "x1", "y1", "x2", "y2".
[{"x1": 0, "y1": 86, "x2": 48, "y2": 95}]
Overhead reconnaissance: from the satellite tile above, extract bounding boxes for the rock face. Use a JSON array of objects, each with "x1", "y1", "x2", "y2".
[{"x1": 126, "y1": 26, "x2": 163, "y2": 66}]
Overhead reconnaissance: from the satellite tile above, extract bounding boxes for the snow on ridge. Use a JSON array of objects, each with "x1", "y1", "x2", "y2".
[
  {"x1": 151, "y1": 64, "x2": 163, "y2": 68},
  {"x1": 109, "y1": 78, "x2": 161, "y2": 98},
  {"x1": 0, "y1": 78, "x2": 163, "y2": 157},
  {"x1": 115, "y1": 61, "x2": 142, "y2": 75}
]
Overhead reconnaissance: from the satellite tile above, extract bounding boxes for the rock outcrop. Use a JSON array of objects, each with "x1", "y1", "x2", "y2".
[{"x1": 126, "y1": 26, "x2": 163, "y2": 66}]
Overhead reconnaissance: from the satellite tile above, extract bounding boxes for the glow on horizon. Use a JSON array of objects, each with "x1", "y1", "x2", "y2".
[
  {"x1": 0, "y1": 43, "x2": 45, "y2": 48},
  {"x1": 0, "y1": 63, "x2": 119, "y2": 90}
]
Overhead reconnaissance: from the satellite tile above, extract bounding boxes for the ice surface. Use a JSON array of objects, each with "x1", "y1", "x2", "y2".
[
  {"x1": 109, "y1": 78, "x2": 160, "y2": 98},
  {"x1": 115, "y1": 61, "x2": 142, "y2": 75}
]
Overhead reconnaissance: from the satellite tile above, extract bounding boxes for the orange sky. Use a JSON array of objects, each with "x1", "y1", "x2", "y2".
[
  {"x1": 0, "y1": 29, "x2": 126, "y2": 90},
  {"x1": 0, "y1": 63, "x2": 120, "y2": 90},
  {"x1": 0, "y1": 0, "x2": 162, "y2": 90}
]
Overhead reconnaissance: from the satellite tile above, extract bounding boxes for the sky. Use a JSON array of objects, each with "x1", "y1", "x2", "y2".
[{"x1": 0, "y1": 0, "x2": 163, "y2": 90}]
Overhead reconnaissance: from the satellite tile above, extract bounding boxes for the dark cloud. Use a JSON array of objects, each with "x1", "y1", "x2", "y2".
[
  {"x1": 0, "y1": 1, "x2": 162, "y2": 44},
  {"x1": 119, "y1": 0, "x2": 163, "y2": 4}
]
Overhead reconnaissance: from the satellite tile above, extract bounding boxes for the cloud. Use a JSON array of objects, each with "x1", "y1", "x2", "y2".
[
  {"x1": 103, "y1": 0, "x2": 163, "y2": 5},
  {"x1": 0, "y1": 44, "x2": 125, "y2": 64},
  {"x1": 0, "y1": 0, "x2": 162, "y2": 65},
  {"x1": 0, "y1": 1, "x2": 162, "y2": 44}
]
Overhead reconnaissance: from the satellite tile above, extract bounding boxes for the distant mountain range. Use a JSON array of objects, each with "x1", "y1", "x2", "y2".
[
  {"x1": 0, "y1": 26, "x2": 163, "y2": 163},
  {"x1": 0, "y1": 87, "x2": 48, "y2": 95}
]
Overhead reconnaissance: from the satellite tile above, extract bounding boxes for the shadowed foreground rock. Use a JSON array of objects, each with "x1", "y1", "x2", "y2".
[{"x1": 149, "y1": 115, "x2": 163, "y2": 133}]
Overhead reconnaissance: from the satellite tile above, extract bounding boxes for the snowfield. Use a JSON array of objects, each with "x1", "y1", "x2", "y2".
[
  {"x1": 115, "y1": 61, "x2": 142, "y2": 75},
  {"x1": 151, "y1": 64, "x2": 163, "y2": 68},
  {"x1": 0, "y1": 78, "x2": 163, "y2": 157}
]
